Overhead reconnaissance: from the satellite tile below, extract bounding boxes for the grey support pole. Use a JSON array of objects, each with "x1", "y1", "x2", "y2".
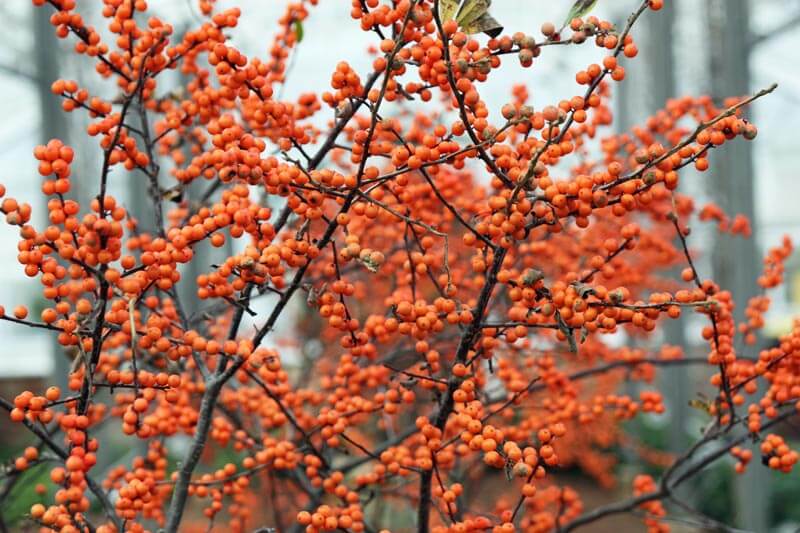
[
  {"x1": 707, "y1": 1, "x2": 768, "y2": 530},
  {"x1": 643, "y1": 0, "x2": 691, "y2": 470},
  {"x1": 34, "y1": 3, "x2": 70, "y2": 390}
]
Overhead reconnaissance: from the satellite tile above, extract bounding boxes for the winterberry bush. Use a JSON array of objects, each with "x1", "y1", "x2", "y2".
[{"x1": 1, "y1": 0, "x2": 797, "y2": 532}]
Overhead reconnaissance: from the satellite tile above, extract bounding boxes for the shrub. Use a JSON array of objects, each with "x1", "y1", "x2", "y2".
[{"x1": 1, "y1": 0, "x2": 797, "y2": 532}]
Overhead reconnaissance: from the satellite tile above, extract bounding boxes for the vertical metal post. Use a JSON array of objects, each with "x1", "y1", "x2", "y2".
[
  {"x1": 643, "y1": 0, "x2": 690, "y2": 459},
  {"x1": 707, "y1": 1, "x2": 768, "y2": 530},
  {"x1": 34, "y1": 4, "x2": 69, "y2": 389}
]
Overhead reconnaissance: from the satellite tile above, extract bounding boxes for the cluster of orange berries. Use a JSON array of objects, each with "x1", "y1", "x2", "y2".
[
  {"x1": 0, "y1": 186, "x2": 33, "y2": 227},
  {"x1": 353, "y1": 446, "x2": 414, "y2": 487},
  {"x1": 325, "y1": 61, "x2": 364, "y2": 108},
  {"x1": 29, "y1": 502, "x2": 91, "y2": 533},
  {"x1": 111, "y1": 373, "x2": 182, "y2": 434},
  {"x1": 8, "y1": 446, "x2": 39, "y2": 473},
  {"x1": 756, "y1": 332, "x2": 800, "y2": 409},
  {"x1": 585, "y1": 393, "x2": 641, "y2": 422},
  {"x1": 632, "y1": 475, "x2": 668, "y2": 533},
  {"x1": 737, "y1": 236, "x2": 793, "y2": 341},
  {"x1": 296, "y1": 503, "x2": 366, "y2": 533},
  {"x1": 104, "y1": 442, "x2": 171, "y2": 524},
  {"x1": 574, "y1": 44, "x2": 634, "y2": 84},
  {"x1": 9, "y1": 388, "x2": 59, "y2": 424},
  {"x1": 46, "y1": 437, "x2": 100, "y2": 524},
  {"x1": 491, "y1": 485, "x2": 584, "y2": 533},
  {"x1": 52, "y1": 79, "x2": 112, "y2": 117},
  {"x1": 731, "y1": 445, "x2": 754, "y2": 474},
  {"x1": 639, "y1": 391, "x2": 665, "y2": 414},
  {"x1": 758, "y1": 235, "x2": 793, "y2": 289},
  {"x1": 760, "y1": 434, "x2": 798, "y2": 473},
  {"x1": 698, "y1": 203, "x2": 752, "y2": 236},
  {"x1": 34, "y1": 138, "x2": 74, "y2": 187}
]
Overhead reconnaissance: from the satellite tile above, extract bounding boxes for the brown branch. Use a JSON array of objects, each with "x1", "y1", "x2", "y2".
[
  {"x1": 560, "y1": 408, "x2": 796, "y2": 532},
  {"x1": 668, "y1": 212, "x2": 735, "y2": 424},
  {"x1": 600, "y1": 83, "x2": 778, "y2": 193},
  {"x1": 163, "y1": 7, "x2": 420, "y2": 530},
  {"x1": 417, "y1": 247, "x2": 507, "y2": 532},
  {"x1": 431, "y1": 0, "x2": 514, "y2": 189}
]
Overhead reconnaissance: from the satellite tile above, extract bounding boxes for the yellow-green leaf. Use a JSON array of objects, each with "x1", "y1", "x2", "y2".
[
  {"x1": 439, "y1": 0, "x2": 460, "y2": 22},
  {"x1": 293, "y1": 20, "x2": 304, "y2": 43},
  {"x1": 455, "y1": 0, "x2": 490, "y2": 28}
]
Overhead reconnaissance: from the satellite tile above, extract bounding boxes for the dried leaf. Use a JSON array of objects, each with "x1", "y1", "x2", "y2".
[
  {"x1": 462, "y1": 12, "x2": 503, "y2": 37},
  {"x1": 688, "y1": 398, "x2": 712, "y2": 414},
  {"x1": 522, "y1": 268, "x2": 544, "y2": 286},
  {"x1": 504, "y1": 460, "x2": 514, "y2": 481},
  {"x1": 380, "y1": 349, "x2": 420, "y2": 371},
  {"x1": 160, "y1": 186, "x2": 184, "y2": 203},
  {"x1": 556, "y1": 312, "x2": 577, "y2": 353},
  {"x1": 570, "y1": 281, "x2": 596, "y2": 298},
  {"x1": 360, "y1": 256, "x2": 381, "y2": 273}
]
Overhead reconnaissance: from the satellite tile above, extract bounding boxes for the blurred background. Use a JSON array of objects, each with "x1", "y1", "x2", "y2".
[{"x1": 0, "y1": 0, "x2": 799, "y2": 530}]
